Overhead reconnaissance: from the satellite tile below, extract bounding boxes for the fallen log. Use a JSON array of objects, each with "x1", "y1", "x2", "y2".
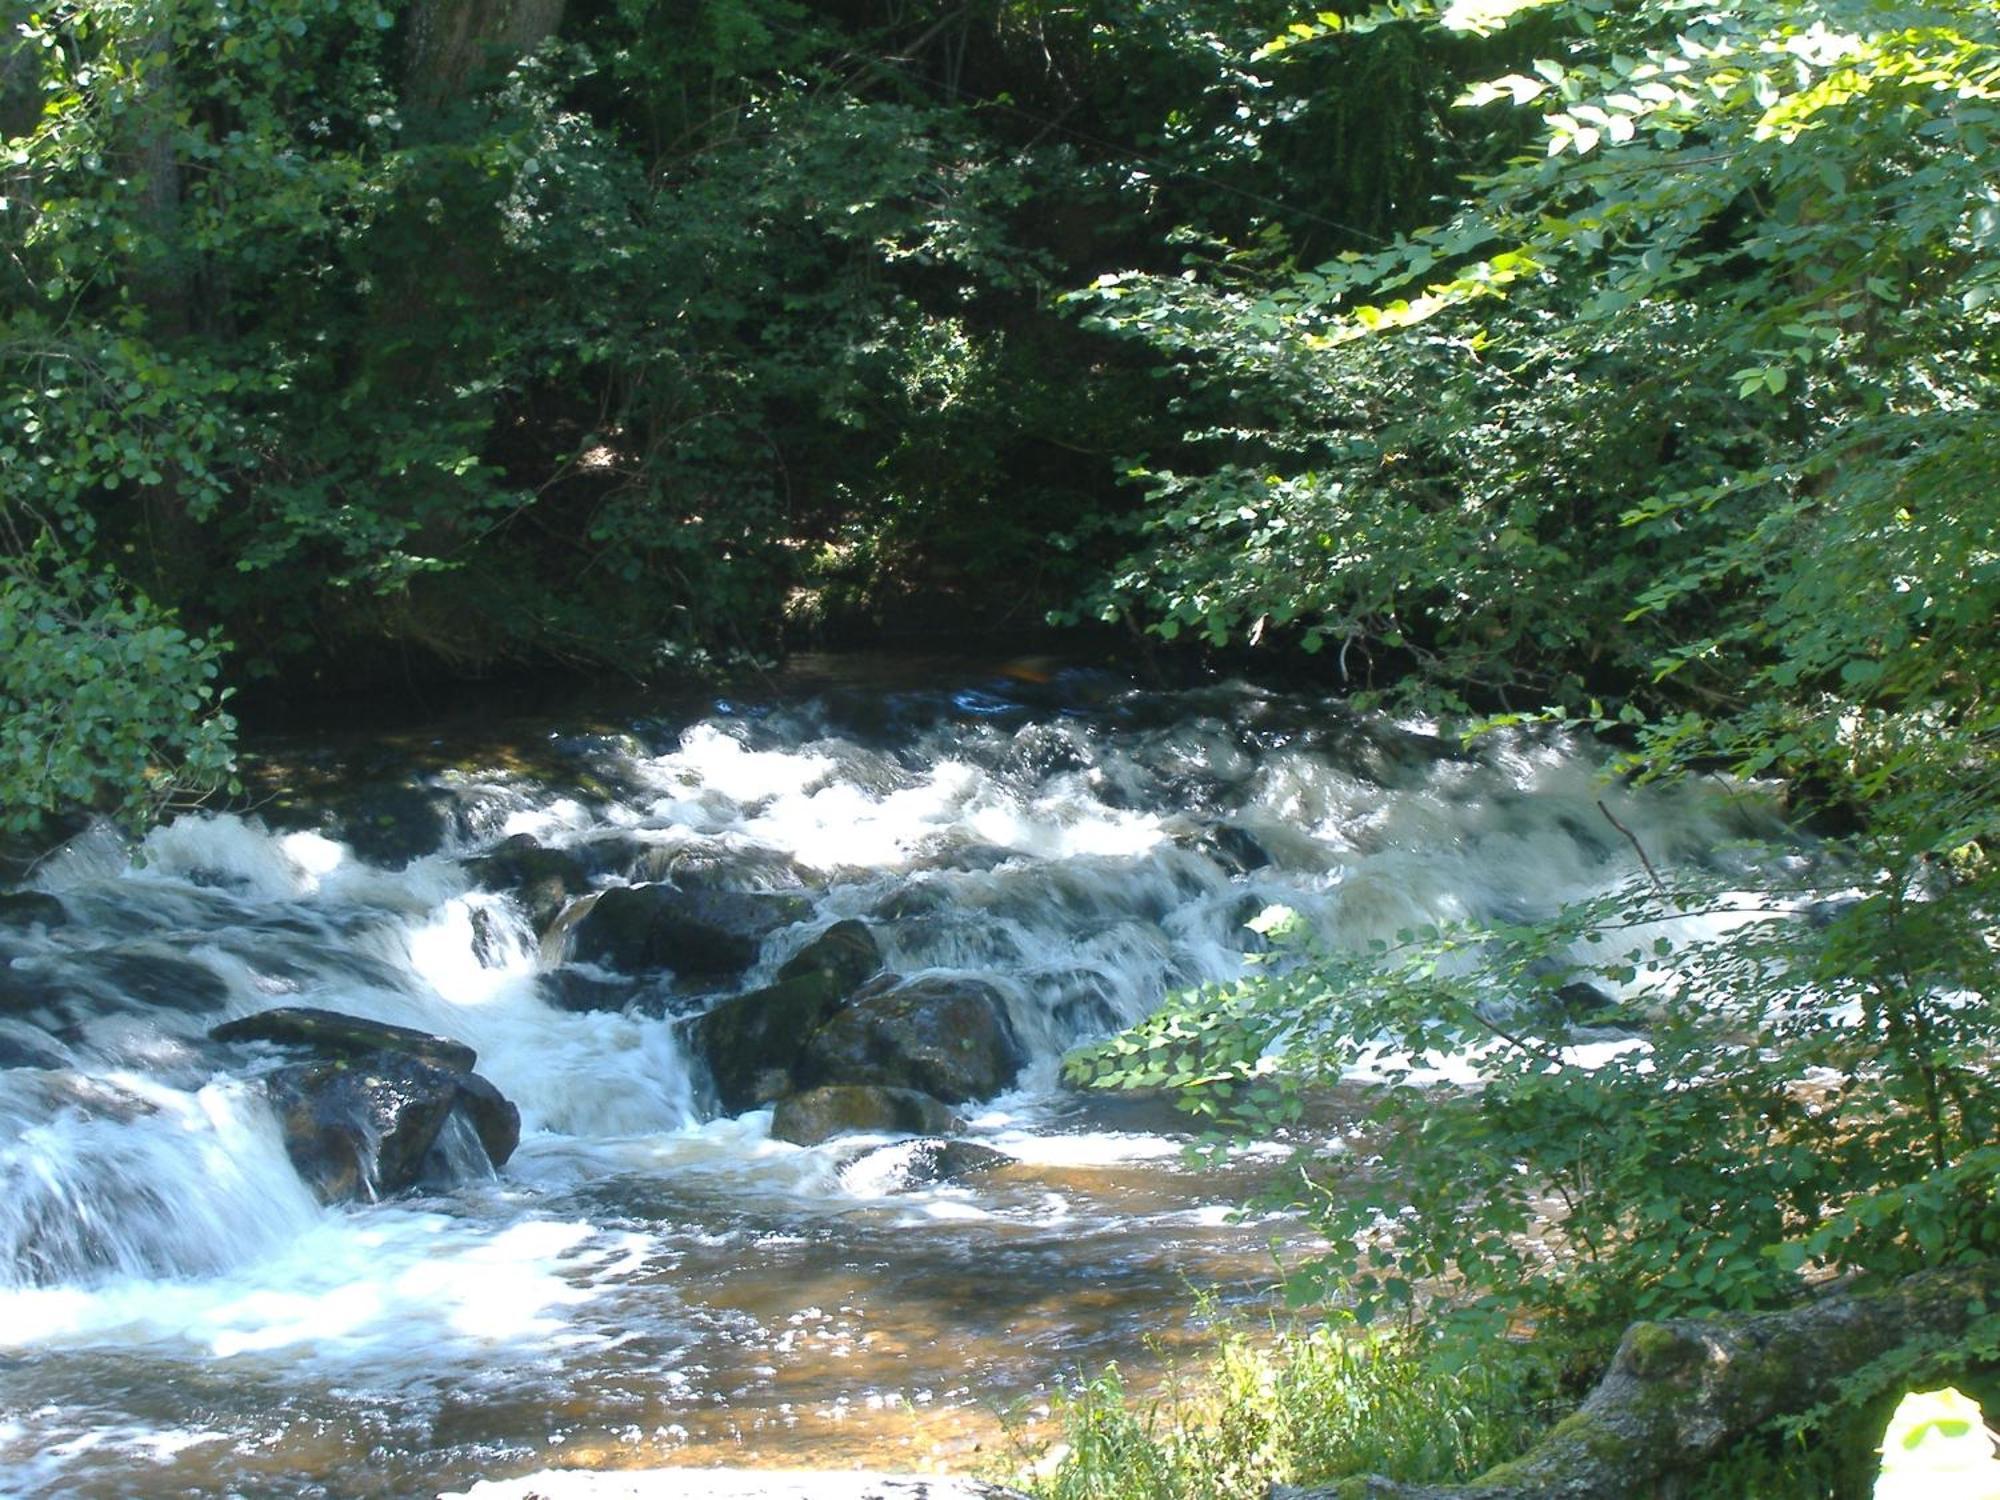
[{"x1": 1280, "y1": 1261, "x2": 2000, "y2": 1500}]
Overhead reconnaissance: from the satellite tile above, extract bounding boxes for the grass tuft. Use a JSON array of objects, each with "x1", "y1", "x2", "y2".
[{"x1": 1007, "y1": 1318, "x2": 1561, "y2": 1500}]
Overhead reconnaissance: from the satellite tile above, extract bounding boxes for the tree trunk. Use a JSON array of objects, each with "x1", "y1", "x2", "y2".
[
  {"x1": 1281, "y1": 1262, "x2": 2000, "y2": 1500},
  {"x1": 402, "y1": 0, "x2": 567, "y2": 116},
  {"x1": 1, "y1": 26, "x2": 39, "y2": 140},
  {"x1": 126, "y1": 16, "x2": 191, "y2": 338}
]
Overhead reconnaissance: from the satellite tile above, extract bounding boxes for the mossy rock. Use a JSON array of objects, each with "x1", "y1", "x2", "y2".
[
  {"x1": 798, "y1": 975, "x2": 1024, "y2": 1105},
  {"x1": 775, "y1": 919, "x2": 884, "y2": 995},
  {"x1": 683, "y1": 971, "x2": 848, "y2": 1113},
  {"x1": 770, "y1": 1084, "x2": 960, "y2": 1145}
]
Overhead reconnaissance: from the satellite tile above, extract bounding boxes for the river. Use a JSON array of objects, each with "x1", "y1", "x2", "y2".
[{"x1": 0, "y1": 657, "x2": 1782, "y2": 1497}]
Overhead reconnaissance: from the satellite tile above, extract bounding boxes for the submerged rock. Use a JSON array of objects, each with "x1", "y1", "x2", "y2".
[
  {"x1": 769, "y1": 1084, "x2": 959, "y2": 1146},
  {"x1": 683, "y1": 971, "x2": 849, "y2": 1112},
  {"x1": 0, "y1": 946, "x2": 231, "y2": 1029},
  {"x1": 0, "y1": 892, "x2": 66, "y2": 930},
  {"x1": 0, "y1": 1027, "x2": 68, "y2": 1070},
  {"x1": 211, "y1": 1006, "x2": 477, "y2": 1074},
  {"x1": 838, "y1": 1137, "x2": 1012, "y2": 1192},
  {"x1": 798, "y1": 975, "x2": 1023, "y2": 1104},
  {"x1": 264, "y1": 780, "x2": 456, "y2": 869},
  {"x1": 568, "y1": 885, "x2": 810, "y2": 976},
  {"x1": 536, "y1": 968, "x2": 641, "y2": 1014},
  {"x1": 82, "y1": 948, "x2": 232, "y2": 1013},
  {"x1": 624, "y1": 842, "x2": 811, "y2": 892}
]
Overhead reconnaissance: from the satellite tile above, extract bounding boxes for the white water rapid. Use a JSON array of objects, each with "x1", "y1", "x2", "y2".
[{"x1": 0, "y1": 664, "x2": 1791, "y2": 1497}]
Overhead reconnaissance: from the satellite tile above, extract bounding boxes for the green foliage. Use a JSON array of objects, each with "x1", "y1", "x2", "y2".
[
  {"x1": 1075, "y1": 843, "x2": 2000, "y2": 1335},
  {"x1": 10, "y1": 0, "x2": 1483, "y2": 823},
  {"x1": 1012, "y1": 1317, "x2": 1556, "y2": 1500},
  {"x1": 1063, "y1": 0, "x2": 2000, "y2": 1367},
  {"x1": 1073, "y1": 0, "x2": 2000, "y2": 717},
  {"x1": 0, "y1": 544, "x2": 233, "y2": 834}
]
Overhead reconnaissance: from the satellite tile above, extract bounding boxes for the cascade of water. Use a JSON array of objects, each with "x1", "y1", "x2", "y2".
[{"x1": 0, "y1": 669, "x2": 1798, "y2": 1496}]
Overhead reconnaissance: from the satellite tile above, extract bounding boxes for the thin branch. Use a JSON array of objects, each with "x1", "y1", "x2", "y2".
[{"x1": 1598, "y1": 798, "x2": 1669, "y2": 901}]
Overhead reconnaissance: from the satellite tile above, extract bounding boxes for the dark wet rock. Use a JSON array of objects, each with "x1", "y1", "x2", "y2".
[
  {"x1": 468, "y1": 905, "x2": 516, "y2": 968},
  {"x1": 28, "y1": 1070, "x2": 161, "y2": 1123},
  {"x1": 450, "y1": 1070, "x2": 522, "y2": 1168},
  {"x1": 263, "y1": 1054, "x2": 518, "y2": 1203},
  {"x1": 83, "y1": 949, "x2": 231, "y2": 1013},
  {"x1": 1200, "y1": 824, "x2": 1273, "y2": 875},
  {"x1": 770, "y1": 1084, "x2": 960, "y2": 1146},
  {"x1": 307, "y1": 783, "x2": 455, "y2": 868},
  {"x1": 775, "y1": 920, "x2": 883, "y2": 995},
  {"x1": 1556, "y1": 980, "x2": 1618, "y2": 1019},
  {"x1": 624, "y1": 843, "x2": 810, "y2": 892},
  {"x1": 0, "y1": 1028, "x2": 67, "y2": 1070},
  {"x1": 870, "y1": 883, "x2": 950, "y2": 921},
  {"x1": 0, "y1": 892, "x2": 66, "y2": 930},
  {"x1": 537, "y1": 968, "x2": 641, "y2": 1014},
  {"x1": 211, "y1": 1006, "x2": 477, "y2": 1074},
  {"x1": 682, "y1": 971, "x2": 849, "y2": 1113},
  {"x1": 569, "y1": 885, "x2": 810, "y2": 977},
  {"x1": 466, "y1": 836, "x2": 590, "y2": 935},
  {"x1": 798, "y1": 975, "x2": 1024, "y2": 1104},
  {"x1": 265, "y1": 1056, "x2": 462, "y2": 1202},
  {"x1": 838, "y1": 1137, "x2": 1012, "y2": 1192}
]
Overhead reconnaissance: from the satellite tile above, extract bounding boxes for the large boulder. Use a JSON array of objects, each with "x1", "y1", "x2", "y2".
[
  {"x1": 263, "y1": 1055, "x2": 518, "y2": 1203},
  {"x1": 466, "y1": 836, "x2": 590, "y2": 936},
  {"x1": 769, "y1": 1084, "x2": 959, "y2": 1146},
  {"x1": 682, "y1": 971, "x2": 849, "y2": 1113},
  {"x1": 775, "y1": 919, "x2": 883, "y2": 994},
  {"x1": 798, "y1": 975, "x2": 1024, "y2": 1104},
  {"x1": 568, "y1": 885, "x2": 810, "y2": 977},
  {"x1": 264, "y1": 1056, "x2": 459, "y2": 1202},
  {"x1": 211, "y1": 1006, "x2": 477, "y2": 1074}
]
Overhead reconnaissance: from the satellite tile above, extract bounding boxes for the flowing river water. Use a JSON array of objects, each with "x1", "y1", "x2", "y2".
[{"x1": 0, "y1": 658, "x2": 1787, "y2": 1497}]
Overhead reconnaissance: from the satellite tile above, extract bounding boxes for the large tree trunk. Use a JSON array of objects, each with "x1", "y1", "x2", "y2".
[
  {"x1": 402, "y1": 0, "x2": 567, "y2": 115},
  {"x1": 1282, "y1": 1262, "x2": 2000, "y2": 1500}
]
